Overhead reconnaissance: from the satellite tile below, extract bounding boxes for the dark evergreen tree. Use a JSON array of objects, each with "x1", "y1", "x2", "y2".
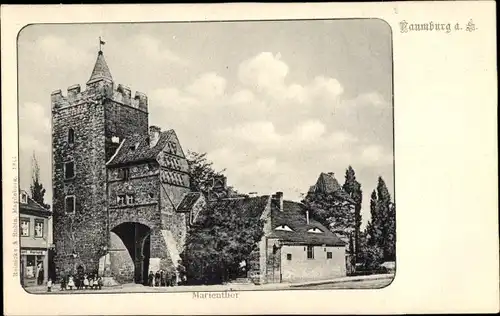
[
  {"x1": 343, "y1": 166, "x2": 363, "y2": 261},
  {"x1": 376, "y1": 177, "x2": 395, "y2": 261},
  {"x1": 364, "y1": 177, "x2": 396, "y2": 264},
  {"x1": 30, "y1": 152, "x2": 50, "y2": 209}
]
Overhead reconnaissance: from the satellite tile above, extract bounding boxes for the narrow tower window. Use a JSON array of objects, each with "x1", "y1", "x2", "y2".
[
  {"x1": 65, "y1": 196, "x2": 75, "y2": 214},
  {"x1": 68, "y1": 128, "x2": 75, "y2": 145},
  {"x1": 64, "y1": 161, "x2": 75, "y2": 179}
]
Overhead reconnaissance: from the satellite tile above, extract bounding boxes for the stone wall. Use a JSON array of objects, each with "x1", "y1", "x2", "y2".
[
  {"x1": 160, "y1": 183, "x2": 190, "y2": 254},
  {"x1": 109, "y1": 231, "x2": 135, "y2": 283},
  {"x1": 52, "y1": 87, "x2": 108, "y2": 275},
  {"x1": 107, "y1": 166, "x2": 160, "y2": 211},
  {"x1": 265, "y1": 238, "x2": 282, "y2": 283},
  {"x1": 104, "y1": 101, "x2": 148, "y2": 161},
  {"x1": 52, "y1": 79, "x2": 151, "y2": 276}
]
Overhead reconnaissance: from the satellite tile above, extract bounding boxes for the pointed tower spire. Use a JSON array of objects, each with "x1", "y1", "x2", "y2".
[{"x1": 87, "y1": 47, "x2": 113, "y2": 84}]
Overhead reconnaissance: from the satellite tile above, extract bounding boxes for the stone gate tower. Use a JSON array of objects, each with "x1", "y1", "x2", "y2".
[
  {"x1": 52, "y1": 49, "x2": 149, "y2": 277},
  {"x1": 53, "y1": 48, "x2": 195, "y2": 284}
]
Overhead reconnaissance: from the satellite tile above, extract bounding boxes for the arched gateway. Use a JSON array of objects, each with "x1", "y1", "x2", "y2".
[{"x1": 110, "y1": 222, "x2": 151, "y2": 284}]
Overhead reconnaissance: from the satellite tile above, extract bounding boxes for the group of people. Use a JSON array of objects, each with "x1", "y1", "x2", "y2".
[
  {"x1": 52, "y1": 272, "x2": 103, "y2": 292},
  {"x1": 147, "y1": 270, "x2": 180, "y2": 287}
]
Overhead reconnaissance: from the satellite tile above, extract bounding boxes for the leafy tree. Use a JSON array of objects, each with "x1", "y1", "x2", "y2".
[
  {"x1": 30, "y1": 152, "x2": 50, "y2": 209},
  {"x1": 342, "y1": 166, "x2": 363, "y2": 262},
  {"x1": 186, "y1": 151, "x2": 223, "y2": 195},
  {"x1": 302, "y1": 191, "x2": 354, "y2": 234},
  {"x1": 360, "y1": 245, "x2": 384, "y2": 270},
  {"x1": 180, "y1": 202, "x2": 264, "y2": 285},
  {"x1": 186, "y1": 151, "x2": 238, "y2": 197}
]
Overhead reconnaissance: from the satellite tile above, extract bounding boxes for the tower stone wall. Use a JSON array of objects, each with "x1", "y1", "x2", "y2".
[{"x1": 52, "y1": 51, "x2": 151, "y2": 276}]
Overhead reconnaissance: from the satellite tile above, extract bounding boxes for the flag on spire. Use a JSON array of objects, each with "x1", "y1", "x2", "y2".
[{"x1": 99, "y1": 37, "x2": 106, "y2": 52}]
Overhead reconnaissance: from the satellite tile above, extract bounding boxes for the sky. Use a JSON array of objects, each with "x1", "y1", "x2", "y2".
[{"x1": 18, "y1": 20, "x2": 394, "y2": 228}]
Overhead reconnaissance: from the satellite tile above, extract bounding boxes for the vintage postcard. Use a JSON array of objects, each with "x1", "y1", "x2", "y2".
[{"x1": 2, "y1": 2, "x2": 498, "y2": 315}]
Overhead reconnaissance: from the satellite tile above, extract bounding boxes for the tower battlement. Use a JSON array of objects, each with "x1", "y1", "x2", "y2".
[{"x1": 51, "y1": 82, "x2": 148, "y2": 113}]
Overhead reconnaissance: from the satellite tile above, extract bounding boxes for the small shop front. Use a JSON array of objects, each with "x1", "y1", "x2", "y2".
[{"x1": 20, "y1": 248, "x2": 48, "y2": 287}]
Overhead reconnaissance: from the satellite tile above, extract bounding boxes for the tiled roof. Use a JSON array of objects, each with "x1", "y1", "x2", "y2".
[
  {"x1": 19, "y1": 190, "x2": 51, "y2": 215},
  {"x1": 107, "y1": 130, "x2": 174, "y2": 166},
  {"x1": 269, "y1": 201, "x2": 346, "y2": 246},
  {"x1": 194, "y1": 195, "x2": 270, "y2": 224},
  {"x1": 315, "y1": 172, "x2": 342, "y2": 193},
  {"x1": 308, "y1": 172, "x2": 355, "y2": 204},
  {"x1": 208, "y1": 195, "x2": 270, "y2": 218},
  {"x1": 177, "y1": 192, "x2": 202, "y2": 212},
  {"x1": 87, "y1": 51, "x2": 113, "y2": 83}
]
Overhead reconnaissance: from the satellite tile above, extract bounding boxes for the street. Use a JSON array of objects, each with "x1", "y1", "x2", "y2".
[
  {"x1": 295, "y1": 278, "x2": 393, "y2": 289},
  {"x1": 25, "y1": 275, "x2": 394, "y2": 294}
]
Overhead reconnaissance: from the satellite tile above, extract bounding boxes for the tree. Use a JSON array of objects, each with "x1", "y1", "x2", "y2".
[
  {"x1": 364, "y1": 177, "x2": 396, "y2": 262},
  {"x1": 180, "y1": 202, "x2": 264, "y2": 285},
  {"x1": 186, "y1": 151, "x2": 239, "y2": 198},
  {"x1": 302, "y1": 191, "x2": 354, "y2": 234},
  {"x1": 30, "y1": 152, "x2": 50, "y2": 209},
  {"x1": 186, "y1": 151, "x2": 223, "y2": 196},
  {"x1": 376, "y1": 177, "x2": 395, "y2": 261},
  {"x1": 343, "y1": 166, "x2": 363, "y2": 262}
]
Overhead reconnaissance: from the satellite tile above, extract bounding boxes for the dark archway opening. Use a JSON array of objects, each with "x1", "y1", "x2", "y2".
[{"x1": 111, "y1": 222, "x2": 151, "y2": 285}]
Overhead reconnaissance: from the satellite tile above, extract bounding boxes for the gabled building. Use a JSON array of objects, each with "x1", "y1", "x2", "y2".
[
  {"x1": 190, "y1": 183, "x2": 347, "y2": 284},
  {"x1": 19, "y1": 190, "x2": 52, "y2": 287}
]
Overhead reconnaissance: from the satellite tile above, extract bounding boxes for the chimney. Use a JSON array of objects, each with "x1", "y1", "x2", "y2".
[
  {"x1": 149, "y1": 126, "x2": 161, "y2": 148},
  {"x1": 272, "y1": 191, "x2": 284, "y2": 212},
  {"x1": 212, "y1": 175, "x2": 227, "y2": 191}
]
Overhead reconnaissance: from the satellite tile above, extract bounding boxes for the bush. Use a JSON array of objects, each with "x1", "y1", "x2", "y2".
[{"x1": 359, "y1": 245, "x2": 384, "y2": 271}]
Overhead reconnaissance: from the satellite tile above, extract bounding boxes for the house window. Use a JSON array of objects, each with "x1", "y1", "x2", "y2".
[
  {"x1": 275, "y1": 225, "x2": 293, "y2": 232},
  {"x1": 68, "y1": 128, "x2": 75, "y2": 145},
  {"x1": 34, "y1": 220, "x2": 44, "y2": 238},
  {"x1": 20, "y1": 218, "x2": 30, "y2": 236},
  {"x1": 327, "y1": 252, "x2": 333, "y2": 259},
  {"x1": 65, "y1": 196, "x2": 75, "y2": 213},
  {"x1": 126, "y1": 194, "x2": 135, "y2": 205},
  {"x1": 118, "y1": 168, "x2": 130, "y2": 180},
  {"x1": 20, "y1": 192, "x2": 28, "y2": 204},
  {"x1": 117, "y1": 195, "x2": 126, "y2": 205},
  {"x1": 64, "y1": 161, "x2": 75, "y2": 179},
  {"x1": 287, "y1": 254, "x2": 292, "y2": 261},
  {"x1": 307, "y1": 227, "x2": 323, "y2": 234},
  {"x1": 307, "y1": 245, "x2": 314, "y2": 259},
  {"x1": 148, "y1": 192, "x2": 154, "y2": 198}
]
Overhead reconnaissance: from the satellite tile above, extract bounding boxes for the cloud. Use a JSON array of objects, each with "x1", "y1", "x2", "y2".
[
  {"x1": 237, "y1": 52, "x2": 344, "y2": 106},
  {"x1": 359, "y1": 144, "x2": 393, "y2": 166},
  {"x1": 18, "y1": 102, "x2": 52, "y2": 199},
  {"x1": 238, "y1": 52, "x2": 288, "y2": 92},
  {"x1": 28, "y1": 35, "x2": 94, "y2": 70},
  {"x1": 186, "y1": 72, "x2": 227, "y2": 99},
  {"x1": 132, "y1": 34, "x2": 188, "y2": 66},
  {"x1": 343, "y1": 91, "x2": 390, "y2": 109}
]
